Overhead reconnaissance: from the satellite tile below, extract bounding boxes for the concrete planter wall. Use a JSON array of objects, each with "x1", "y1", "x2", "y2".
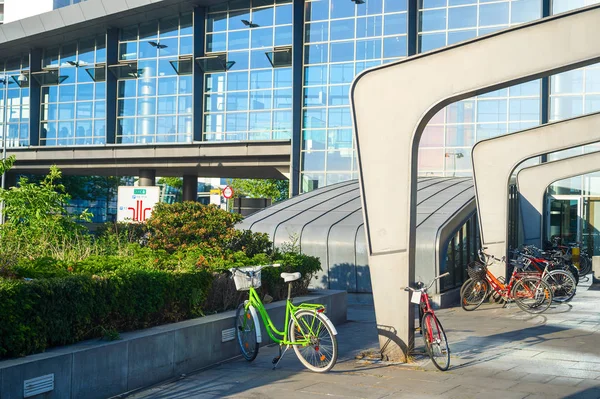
[{"x1": 0, "y1": 290, "x2": 346, "y2": 399}]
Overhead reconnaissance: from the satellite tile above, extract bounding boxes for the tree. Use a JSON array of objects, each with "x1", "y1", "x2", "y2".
[
  {"x1": 229, "y1": 179, "x2": 289, "y2": 203},
  {"x1": 157, "y1": 177, "x2": 183, "y2": 189},
  {"x1": 0, "y1": 155, "x2": 15, "y2": 176}
]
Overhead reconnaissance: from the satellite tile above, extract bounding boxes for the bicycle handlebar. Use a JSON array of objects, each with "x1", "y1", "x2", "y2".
[
  {"x1": 229, "y1": 263, "x2": 281, "y2": 277},
  {"x1": 403, "y1": 272, "x2": 450, "y2": 292}
]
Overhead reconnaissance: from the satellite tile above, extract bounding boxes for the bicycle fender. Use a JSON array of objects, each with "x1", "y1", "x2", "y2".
[
  {"x1": 318, "y1": 313, "x2": 338, "y2": 336},
  {"x1": 247, "y1": 303, "x2": 262, "y2": 344}
]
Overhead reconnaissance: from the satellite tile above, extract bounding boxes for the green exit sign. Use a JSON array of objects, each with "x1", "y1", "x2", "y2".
[{"x1": 134, "y1": 189, "x2": 147, "y2": 195}]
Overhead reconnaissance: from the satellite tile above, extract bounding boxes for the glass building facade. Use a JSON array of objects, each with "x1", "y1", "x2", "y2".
[{"x1": 0, "y1": 0, "x2": 597, "y2": 196}]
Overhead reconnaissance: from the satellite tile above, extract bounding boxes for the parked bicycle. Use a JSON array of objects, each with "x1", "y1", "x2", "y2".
[
  {"x1": 545, "y1": 236, "x2": 592, "y2": 278},
  {"x1": 404, "y1": 272, "x2": 450, "y2": 371},
  {"x1": 231, "y1": 264, "x2": 338, "y2": 372},
  {"x1": 460, "y1": 249, "x2": 553, "y2": 314}
]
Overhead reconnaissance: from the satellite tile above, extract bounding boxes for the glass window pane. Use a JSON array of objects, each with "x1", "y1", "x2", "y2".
[
  {"x1": 137, "y1": 97, "x2": 157, "y2": 115},
  {"x1": 138, "y1": 78, "x2": 157, "y2": 96},
  {"x1": 251, "y1": 49, "x2": 273, "y2": 69},
  {"x1": 179, "y1": 76, "x2": 193, "y2": 94},
  {"x1": 274, "y1": 67, "x2": 292, "y2": 88},
  {"x1": 228, "y1": 30, "x2": 250, "y2": 50},
  {"x1": 305, "y1": 0, "x2": 329, "y2": 21},
  {"x1": 329, "y1": 63, "x2": 354, "y2": 84},
  {"x1": 226, "y1": 112, "x2": 248, "y2": 131},
  {"x1": 227, "y1": 71, "x2": 249, "y2": 91},
  {"x1": 157, "y1": 96, "x2": 177, "y2": 114},
  {"x1": 207, "y1": 13, "x2": 228, "y2": 33},
  {"x1": 275, "y1": 25, "x2": 293, "y2": 46},
  {"x1": 327, "y1": 107, "x2": 351, "y2": 127},
  {"x1": 357, "y1": 0, "x2": 383, "y2": 16},
  {"x1": 250, "y1": 90, "x2": 272, "y2": 110},
  {"x1": 356, "y1": 16, "x2": 383, "y2": 39},
  {"x1": 249, "y1": 111, "x2": 272, "y2": 130},
  {"x1": 383, "y1": 36, "x2": 407, "y2": 58},
  {"x1": 551, "y1": 69, "x2": 584, "y2": 94},
  {"x1": 77, "y1": 84, "x2": 94, "y2": 101},
  {"x1": 385, "y1": 0, "x2": 407, "y2": 12},
  {"x1": 207, "y1": 33, "x2": 227, "y2": 52},
  {"x1": 228, "y1": 51, "x2": 250, "y2": 71},
  {"x1": 330, "y1": 41, "x2": 355, "y2": 62},
  {"x1": 59, "y1": 85, "x2": 76, "y2": 102},
  {"x1": 42, "y1": 86, "x2": 58, "y2": 103},
  {"x1": 511, "y1": 0, "x2": 541, "y2": 24},
  {"x1": 509, "y1": 98, "x2": 540, "y2": 121},
  {"x1": 76, "y1": 101, "x2": 93, "y2": 119},
  {"x1": 160, "y1": 15, "x2": 180, "y2": 37},
  {"x1": 273, "y1": 88, "x2": 292, "y2": 108},
  {"x1": 419, "y1": 33, "x2": 446, "y2": 52},
  {"x1": 586, "y1": 67, "x2": 600, "y2": 93},
  {"x1": 331, "y1": 0, "x2": 355, "y2": 19},
  {"x1": 302, "y1": 150, "x2": 325, "y2": 171},
  {"x1": 118, "y1": 80, "x2": 137, "y2": 98},
  {"x1": 251, "y1": 27, "x2": 274, "y2": 48},
  {"x1": 328, "y1": 85, "x2": 350, "y2": 106},
  {"x1": 119, "y1": 42, "x2": 138, "y2": 61},
  {"x1": 384, "y1": 13, "x2": 407, "y2": 36},
  {"x1": 448, "y1": 6, "x2": 477, "y2": 29},
  {"x1": 356, "y1": 39, "x2": 382, "y2": 60},
  {"x1": 303, "y1": 129, "x2": 326, "y2": 150},
  {"x1": 179, "y1": 36, "x2": 193, "y2": 55},
  {"x1": 304, "y1": 65, "x2": 328, "y2": 86},
  {"x1": 330, "y1": 19, "x2": 355, "y2": 41},
  {"x1": 306, "y1": 22, "x2": 329, "y2": 43},
  {"x1": 305, "y1": 44, "x2": 328, "y2": 64},
  {"x1": 479, "y1": 2, "x2": 509, "y2": 27},
  {"x1": 550, "y1": 96, "x2": 584, "y2": 121},
  {"x1": 304, "y1": 86, "x2": 327, "y2": 107},
  {"x1": 446, "y1": 125, "x2": 475, "y2": 147},
  {"x1": 447, "y1": 29, "x2": 477, "y2": 45},
  {"x1": 158, "y1": 77, "x2": 177, "y2": 96},
  {"x1": 94, "y1": 101, "x2": 106, "y2": 118},
  {"x1": 119, "y1": 99, "x2": 136, "y2": 117},
  {"x1": 157, "y1": 116, "x2": 177, "y2": 136},
  {"x1": 420, "y1": 9, "x2": 446, "y2": 32},
  {"x1": 477, "y1": 99, "x2": 507, "y2": 123},
  {"x1": 139, "y1": 21, "x2": 159, "y2": 40},
  {"x1": 227, "y1": 92, "x2": 249, "y2": 111},
  {"x1": 250, "y1": 69, "x2": 273, "y2": 89},
  {"x1": 303, "y1": 108, "x2": 326, "y2": 128},
  {"x1": 253, "y1": 6, "x2": 275, "y2": 27}
]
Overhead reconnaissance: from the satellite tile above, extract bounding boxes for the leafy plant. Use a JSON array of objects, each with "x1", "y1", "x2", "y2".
[{"x1": 229, "y1": 179, "x2": 289, "y2": 203}]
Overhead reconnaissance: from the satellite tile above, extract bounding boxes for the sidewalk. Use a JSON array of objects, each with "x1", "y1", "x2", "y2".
[{"x1": 125, "y1": 279, "x2": 600, "y2": 399}]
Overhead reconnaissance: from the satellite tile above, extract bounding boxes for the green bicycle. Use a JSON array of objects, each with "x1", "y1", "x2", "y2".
[{"x1": 230, "y1": 264, "x2": 338, "y2": 373}]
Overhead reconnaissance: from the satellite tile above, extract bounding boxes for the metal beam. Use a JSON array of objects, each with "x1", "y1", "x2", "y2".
[
  {"x1": 517, "y1": 140, "x2": 600, "y2": 247},
  {"x1": 350, "y1": 5, "x2": 600, "y2": 361}
]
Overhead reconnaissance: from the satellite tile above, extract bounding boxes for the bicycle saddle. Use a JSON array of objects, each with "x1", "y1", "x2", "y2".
[{"x1": 281, "y1": 272, "x2": 301, "y2": 282}]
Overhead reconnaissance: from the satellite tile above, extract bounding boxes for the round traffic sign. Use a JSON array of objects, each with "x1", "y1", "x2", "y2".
[{"x1": 223, "y1": 186, "x2": 234, "y2": 199}]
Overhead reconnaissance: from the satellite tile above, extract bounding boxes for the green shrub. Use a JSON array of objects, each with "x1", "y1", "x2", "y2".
[
  {"x1": 146, "y1": 202, "x2": 242, "y2": 253},
  {"x1": 0, "y1": 268, "x2": 212, "y2": 359}
]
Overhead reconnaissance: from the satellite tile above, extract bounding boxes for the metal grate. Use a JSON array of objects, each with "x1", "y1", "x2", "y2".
[
  {"x1": 222, "y1": 328, "x2": 236, "y2": 343},
  {"x1": 24, "y1": 374, "x2": 54, "y2": 398}
]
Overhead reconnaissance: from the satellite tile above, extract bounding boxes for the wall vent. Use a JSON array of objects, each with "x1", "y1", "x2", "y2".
[
  {"x1": 222, "y1": 328, "x2": 236, "y2": 342},
  {"x1": 24, "y1": 374, "x2": 54, "y2": 398}
]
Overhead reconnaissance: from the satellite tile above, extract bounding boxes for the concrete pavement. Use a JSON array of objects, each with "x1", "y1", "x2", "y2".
[{"x1": 124, "y1": 278, "x2": 600, "y2": 399}]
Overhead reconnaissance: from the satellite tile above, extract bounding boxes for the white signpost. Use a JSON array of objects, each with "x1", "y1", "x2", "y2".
[{"x1": 117, "y1": 186, "x2": 161, "y2": 223}]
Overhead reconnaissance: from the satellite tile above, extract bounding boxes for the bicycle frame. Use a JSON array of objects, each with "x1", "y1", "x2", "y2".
[{"x1": 242, "y1": 285, "x2": 325, "y2": 346}]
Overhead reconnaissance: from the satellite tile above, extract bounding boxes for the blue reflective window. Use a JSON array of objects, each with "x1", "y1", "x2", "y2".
[
  {"x1": 448, "y1": 6, "x2": 477, "y2": 29},
  {"x1": 160, "y1": 16, "x2": 180, "y2": 38},
  {"x1": 251, "y1": 49, "x2": 273, "y2": 68},
  {"x1": 276, "y1": 4, "x2": 293, "y2": 24},
  {"x1": 76, "y1": 102, "x2": 93, "y2": 119},
  {"x1": 273, "y1": 88, "x2": 292, "y2": 108},
  {"x1": 179, "y1": 76, "x2": 193, "y2": 94},
  {"x1": 331, "y1": 0, "x2": 355, "y2": 19},
  {"x1": 252, "y1": 6, "x2": 274, "y2": 27},
  {"x1": 304, "y1": 108, "x2": 327, "y2": 128},
  {"x1": 327, "y1": 107, "x2": 351, "y2": 127},
  {"x1": 586, "y1": 68, "x2": 600, "y2": 93},
  {"x1": 228, "y1": 51, "x2": 250, "y2": 71},
  {"x1": 306, "y1": 22, "x2": 329, "y2": 43},
  {"x1": 330, "y1": 19, "x2": 355, "y2": 41},
  {"x1": 229, "y1": 10, "x2": 251, "y2": 30},
  {"x1": 179, "y1": 36, "x2": 194, "y2": 55},
  {"x1": 138, "y1": 78, "x2": 157, "y2": 96},
  {"x1": 385, "y1": 0, "x2": 407, "y2": 12},
  {"x1": 510, "y1": 80, "x2": 540, "y2": 97},
  {"x1": 118, "y1": 80, "x2": 137, "y2": 98},
  {"x1": 329, "y1": 63, "x2": 354, "y2": 84},
  {"x1": 419, "y1": 33, "x2": 446, "y2": 52},
  {"x1": 228, "y1": 72, "x2": 250, "y2": 91},
  {"x1": 250, "y1": 90, "x2": 272, "y2": 110},
  {"x1": 383, "y1": 36, "x2": 407, "y2": 58},
  {"x1": 43, "y1": 86, "x2": 58, "y2": 103},
  {"x1": 305, "y1": 0, "x2": 329, "y2": 21},
  {"x1": 273, "y1": 110, "x2": 292, "y2": 130},
  {"x1": 479, "y1": 2, "x2": 509, "y2": 26},
  {"x1": 420, "y1": 9, "x2": 447, "y2": 31},
  {"x1": 60, "y1": 67, "x2": 76, "y2": 84},
  {"x1": 357, "y1": 0, "x2": 383, "y2": 16},
  {"x1": 158, "y1": 38, "x2": 179, "y2": 57},
  {"x1": 585, "y1": 95, "x2": 600, "y2": 113},
  {"x1": 511, "y1": 0, "x2": 541, "y2": 23},
  {"x1": 251, "y1": 27, "x2": 274, "y2": 48},
  {"x1": 158, "y1": 96, "x2": 177, "y2": 114},
  {"x1": 356, "y1": 16, "x2": 383, "y2": 38},
  {"x1": 447, "y1": 29, "x2": 477, "y2": 45},
  {"x1": 356, "y1": 39, "x2": 382, "y2": 60},
  {"x1": 302, "y1": 151, "x2": 326, "y2": 171},
  {"x1": 207, "y1": 33, "x2": 227, "y2": 52},
  {"x1": 509, "y1": 98, "x2": 539, "y2": 121},
  {"x1": 77, "y1": 84, "x2": 94, "y2": 101},
  {"x1": 249, "y1": 111, "x2": 272, "y2": 130},
  {"x1": 274, "y1": 68, "x2": 292, "y2": 87},
  {"x1": 421, "y1": 0, "x2": 447, "y2": 9},
  {"x1": 59, "y1": 86, "x2": 76, "y2": 102},
  {"x1": 551, "y1": 70, "x2": 583, "y2": 94},
  {"x1": 477, "y1": 100, "x2": 508, "y2": 123},
  {"x1": 305, "y1": 44, "x2": 329, "y2": 64},
  {"x1": 275, "y1": 25, "x2": 293, "y2": 46},
  {"x1": 227, "y1": 92, "x2": 250, "y2": 111},
  {"x1": 304, "y1": 86, "x2": 327, "y2": 106},
  {"x1": 328, "y1": 85, "x2": 349, "y2": 106},
  {"x1": 384, "y1": 13, "x2": 407, "y2": 35},
  {"x1": 449, "y1": 0, "x2": 476, "y2": 5},
  {"x1": 303, "y1": 129, "x2": 326, "y2": 150},
  {"x1": 137, "y1": 98, "x2": 157, "y2": 115},
  {"x1": 178, "y1": 95, "x2": 193, "y2": 114},
  {"x1": 330, "y1": 41, "x2": 355, "y2": 62},
  {"x1": 227, "y1": 112, "x2": 249, "y2": 131},
  {"x1": 250, "y1": 70, "x2": 273, "y2": 89},
  {"x1": 207, "y1": 13, "x2": 228, "y2": 32},
  {"x1": 94, "y1": 101, "x2": 106, "y2": 118}
]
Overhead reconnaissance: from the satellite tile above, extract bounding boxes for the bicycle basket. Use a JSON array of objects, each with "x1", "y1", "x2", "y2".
[
  {"x1": 467, "y1": 260, "x2": 487, "y2": 280},
  {"x1": 231, "y1": 266, "x2": 262, "y2": 291}
]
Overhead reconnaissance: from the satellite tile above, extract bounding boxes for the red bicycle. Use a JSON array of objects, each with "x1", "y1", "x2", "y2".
[{"x1": 404, "y1": 272, "x2": 450, "y2": 371}]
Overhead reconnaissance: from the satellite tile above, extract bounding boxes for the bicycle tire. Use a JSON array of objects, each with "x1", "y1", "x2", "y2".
[
  {"x1": 579, "y1": 254, "x2": 592, "y2": 277},
  {"x1": 543, "y1": 270, "x2": 576, "y2": 303},
  {"x1": 235, "y1": 302, "x2": 260, "y2": 361},
  {"x1": 460, "y1": 278, "x2": 489, "y2": 311},
  {"x1": 421, "y1": 312, "x2": 450, "y2": 371},
  {"x1": 511, "y1": 277, "x2": 553, "y2": 314},
  {"x1": 289, "y1": 310, "x2": 338, "y2": 373}
]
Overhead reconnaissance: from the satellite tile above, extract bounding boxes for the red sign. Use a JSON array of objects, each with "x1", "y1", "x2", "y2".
[{"x1": 223, "y1": 186, "x2": 234, "y2": 199}]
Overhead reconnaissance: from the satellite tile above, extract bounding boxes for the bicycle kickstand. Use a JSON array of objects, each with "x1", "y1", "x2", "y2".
[{"x1": 272, "y1": 344, "x2": 290, "y2": 370}]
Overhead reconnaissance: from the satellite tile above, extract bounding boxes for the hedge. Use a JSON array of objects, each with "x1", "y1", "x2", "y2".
[{"x1": 0, "y1": 268, "x2": 212, "y2": 359}]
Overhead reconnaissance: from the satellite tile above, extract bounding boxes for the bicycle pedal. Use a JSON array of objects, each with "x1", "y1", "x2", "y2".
[{"x1": 272, "y1": 357, "x2": 280, "y2": 364}]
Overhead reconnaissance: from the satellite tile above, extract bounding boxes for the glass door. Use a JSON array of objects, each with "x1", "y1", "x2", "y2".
[
  {"x1": 582, "y1": 197, "x2": 600, "y2": 256},
  {"x1": 547, "y1": 196, "x2": 581, "y2": 245}
]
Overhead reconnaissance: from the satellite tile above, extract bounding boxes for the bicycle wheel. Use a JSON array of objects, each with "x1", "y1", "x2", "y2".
[
  {"x1": 460, "y1": 278, "x2": 489, "y2": 311},
  {"x1": 235, "y1": 302, "x2": 259, "y2": 361},
  {"x1": 543, "y1": 270, "x2": 576, "y2": 303},
  {"x1": 421, "y1": 312, "x2": 450, "y2": 371},
  {"x1": 289, "y1": 310, "x2": 338, "y2": 372},
  {"x1": 579, "y1": 254, "x2": 592, "y2": 276},
  {"x1": 511, "y1": 277, "x2": 553, "y2": 314}
]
